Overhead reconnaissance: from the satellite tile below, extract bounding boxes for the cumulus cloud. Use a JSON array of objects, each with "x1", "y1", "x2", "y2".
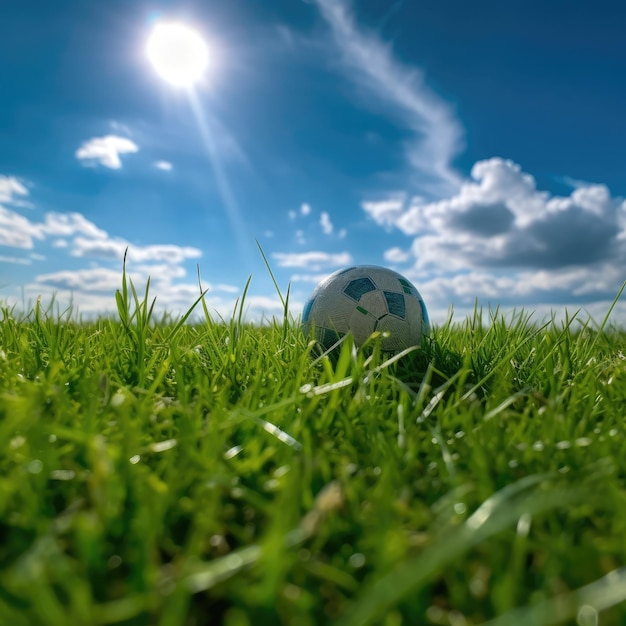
[
  {"x1": 301, "y1": 203, "x2": 311, "y2": 216},
  {"x1": 0, "y1": 176, "x2": 29, "y2": 205},
  {"x1": 71, "y1": 237, "x2": 202, "y2": 264},
  {"x1": 384, "y1": 247, "x2": 410, "y2": 263},
  {"x1": 0, "y1": 206, "x2": 43, "y2": 248},
  {"x1": 362, "y1": 194, "x2": 407, "y2": 229},
  {"x1": 155, "y1": 160, "x2": 173, "y2": 171},
  {"x1": 368, "y1": 158, "x2": 625, "y2": 273},
  {"x1": 43, "y1": 212, "x2": 108, "y2": 239},
  {"x1": 320, "y1": 211, "x2": 333, "y2": 235},
  {"x1": 272, "y1": 251, "x2": 352, "y2": 271},
  {"x1": 75, "y1": 135, "x2": 139, "y2": 169},
  {"x1": 366, "y1": 158, "x2": 626, "y2": 318},
  {"x1": 313, "y1": 0, "x2": 464, "y2": 196}
]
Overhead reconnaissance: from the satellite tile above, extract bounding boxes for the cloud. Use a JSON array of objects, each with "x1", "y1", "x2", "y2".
[
  {"x1": 0, "y1": 255, "x2": 31, "y2": 265},
  {"x1": 384, "y1": 247, "x2": 410, "y2": 263},
  {"x1": 75, "y1": 135, "x2": 139, "y2": 169},
  {"x1": 272, "y1": 251, "x2": 352, "y2": 271},
  {"x1": 155, "y1": 160, "x2": 173, "y2": 171},
  {"x1": 320, "y1": 211, "x2": 333, "y2": 235},
  {"x1": 313, "y1": 0, "x2": 464, "y2": 197},
  {"x1": 36, "y1": 268, "x2": 128, "y2": 293},
  {"x1": 43, "y1": 212, "x2": 108, "y2": 239},
  {"x1": 364, "y1": 158, "x2": 626, "y2": 320},
  {"x1": 0, "y1": 176, "x2": 29, "y2": 205},
  {"x1": 368, "y1": 158, "x2": 625, "y2": 273},
  {"x1": 0, "y1": 206, "x2": 43, "y2": 248},
  {"x1": 0, "y1": 207, "x2": 111, "y2": 249},
  {"x1": 71, "y1": 237, "x2": 202, "y2": 264},
  {"x1": 362, "y1": 194, "x2": 407, "y2": 229},
  {"x1": 301, "y1": 203, "x2": 311, "y2": 216}
]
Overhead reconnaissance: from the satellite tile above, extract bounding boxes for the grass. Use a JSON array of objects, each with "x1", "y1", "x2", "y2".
[{"x1": 1, "y1": 269, "x2": 626, "y2": 626}]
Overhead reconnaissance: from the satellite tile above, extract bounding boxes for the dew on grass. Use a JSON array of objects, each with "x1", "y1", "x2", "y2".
[
  {"x1": 108, "y1": 555, "x2": 122, "y2": 569},
  {"x1": 609, "y1": 429, "x2": 618, "y2": 437},
  {"x1": 264, "y1": 478, "x2": 280, "y2": 491},
  {"x1": 10, "y1": 436, "x2": 25, "y2": 449},
  {"x1": 532, "y1": 441, "x2": 544, "y2": 452},
  {"x1": 150, "y1": 438, "x2": 177, "y2": 453},
  {"x1": 508, "y1": 459, "x2": 519, "y2": 468},
  {"x1": 129, "y1": 455, "x2": 141, "y2": 465},
  {"x1": 50, "y1": 470, "x2": 75, "y2": 480},
  {"x1": 111, "y1": 391, "x2": 126, "y2": 408},
  {"x1": 273, "y1": 465, "x2": 290, "y2": 478},
  {"x1": 556, "y1": 440, "x2": 571, "y2": 450},
  {"x1": 349, "y1": 553, "x2": 366, "y2": 568},
  {"x1": 224, "y1": 445, "x2": 242, "y2": 460},
  {"x1": 48, "y1": 434, "x2": 57, "y2": 443},
  {"x1": 577, "y1": 604, "x2": 599, "y2": 626},
  {"x1": 283, "y1": 584, "x2": 302, "y2": 601},
  {"x1": 575, "y1": 437, "x2": 592, "y2": 447},
  {"x1": 28, "y1": 459, "x2": 43, "y2": 474},
  {"x1": 455, "y1": 430, "x2": 465, "y2": 439},
  {"x1": 454, "y1": 502, "x2": 467, "y2": 515}
]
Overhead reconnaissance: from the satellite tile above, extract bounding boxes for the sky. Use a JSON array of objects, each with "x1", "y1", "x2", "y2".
[{"x1": 1, "y1": 0, "x2": 625, "y2": 325}]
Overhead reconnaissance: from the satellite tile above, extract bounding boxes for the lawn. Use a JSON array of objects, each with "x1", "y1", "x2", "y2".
[{"x1": 1, "y1": 273, "x2": 626, "y2": 626}]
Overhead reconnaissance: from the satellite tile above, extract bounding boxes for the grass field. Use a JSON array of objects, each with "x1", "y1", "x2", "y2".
[{"x1": 1, "y1": 270, "x2": 626, "y2": 626}]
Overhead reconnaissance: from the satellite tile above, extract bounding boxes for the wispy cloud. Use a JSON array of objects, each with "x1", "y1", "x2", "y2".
[
  {"x1": 71, "y1": 237, "x2": 202, "y2": 264},
  {"x1": 75, "y1": 135, "x2": 139, "y2": 169},
  {"x1": 320, "y1": 211, "x2": 333, "y2": 235},
  {"x1": 154, "y1": 160, "x2": 173, "y2": 171},
  {"x1": 0, "y1": 176, "x2": 29, "y2": 205},
  {"x1": 272, "y1": 251, "x2": 352, "y2": 271},
  {"x1": 313, "y1": 0, "x2": 464, "y2": 197}
]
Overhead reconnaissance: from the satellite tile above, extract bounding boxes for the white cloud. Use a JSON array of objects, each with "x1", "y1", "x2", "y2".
[
  {"x1": 0, "y1": 176, "x2": 29, "y2": 205},
  {"x1": 320, "y1": 211, "x2": 334, "y2": 235},
  {"x1": 384, "y1": 247, "x2": 410, "y2": 263},
  {"x1": 0, "y1": 255, "x2": 31, "y2": 265},
  {"x1": 155, "y1": 160, "x2": 173, "y2": 171},
  {"x1": 288, "y1": 210, "x2": 297, "y2": 220},
  {"x1": 52, "y1": 239, "x2": 68, "y2": 248},
  {"x1": 0, "y1": 206, "x2": 43, "y2": 248},
  {"x1": 363, "y1": 158, "x2": 626, "y2": 320},
  {"x1": 43, "y1": 212, "x2": 108, "y2": 239},
  {"x1": 290, "y1": 273, "x2": 332, "y2": 284},
  {"x1": 71, "y1": 237, "x2": 202, "y2": 264},
  {"x1": 362, "y1": 194, "x2": 407, "y2": 229},
  {"x1": 313, "y1": 0, "x2": 464, "y2": 197},
  {"x1": 367, "y1": 158, "x2": 624, "y2": 273},
  {"x1": 36, "y1": 268, "x2": 127, "y2": 293},
  {"x1": 272, "y1": 251, "x2": 352, "y2": 271},
  {"x1": 301, "y1": 203, "x2": 311, "y2": 216},
  {"x1": 75, "y1": 135, "x2": 139, "y2": 169}
]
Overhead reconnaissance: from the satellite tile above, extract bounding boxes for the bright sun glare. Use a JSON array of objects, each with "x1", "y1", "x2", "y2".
[{"x1": 146, "y1": 22, "x2": 209, "y2": 87}]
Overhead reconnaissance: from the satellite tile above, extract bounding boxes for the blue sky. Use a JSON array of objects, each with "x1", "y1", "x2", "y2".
[{"x1": 1, "y1": 0, "x2": 625, "y2": 323}]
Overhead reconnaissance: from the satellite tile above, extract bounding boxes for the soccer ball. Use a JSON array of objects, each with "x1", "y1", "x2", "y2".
[{"x1": 302, "y1": 265, "x2": 430, "y2": 353}]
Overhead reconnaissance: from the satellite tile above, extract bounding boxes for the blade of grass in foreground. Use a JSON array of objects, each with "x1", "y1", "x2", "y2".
[
  {"x1": 479, "y1": 567, "x2": 626, "y2": 626},
  {"x1": 336, "y1": 474, "x2": 604, "y2": 626}
]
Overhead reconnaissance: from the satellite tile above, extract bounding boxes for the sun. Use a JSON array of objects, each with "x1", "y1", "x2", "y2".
[{"x1": 146, "y1": 22, "x2": 210, "y2": 87}]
